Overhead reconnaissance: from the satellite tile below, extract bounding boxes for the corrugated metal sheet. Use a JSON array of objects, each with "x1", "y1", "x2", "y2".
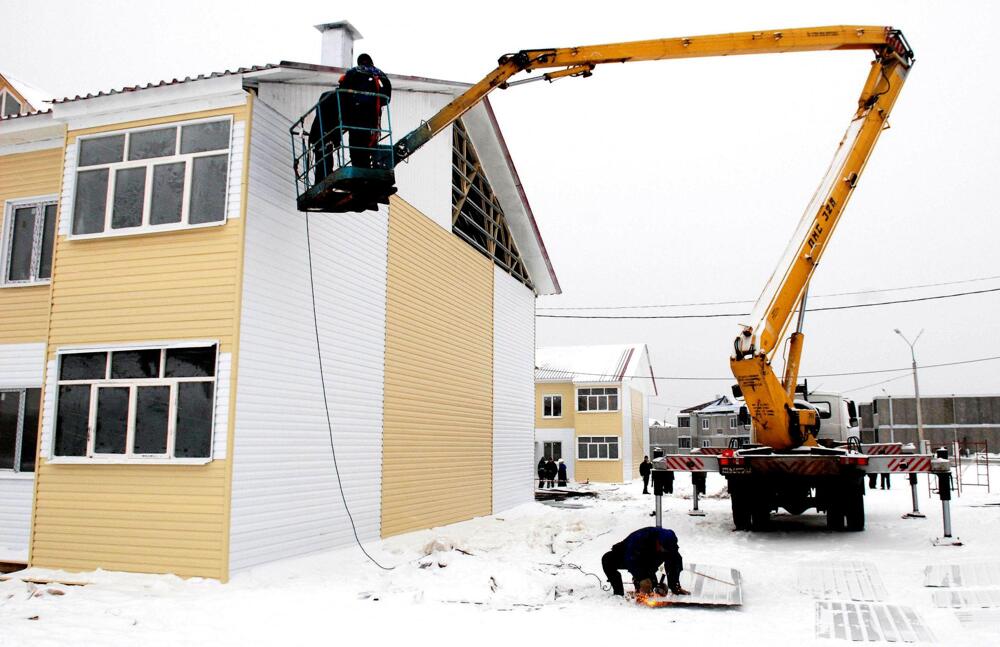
[
  {"x1": 228, "y1": 99, "x2": 387, "y2": 573},
  {"x1": 0, "y1": 476, "x2": 33, "y2": 560},
  {"x1": 382, "y1": 196, "x2": 493, "y2": 537},
  {"x1": 0, "y1": 147, "x2": 62, "y2": 342},
  {"x1": 0, "y1": 343, "x2": 45, "y2": 388},
  {"x1": 491, "y1": 265, "x2": 534, "y2": 513}
]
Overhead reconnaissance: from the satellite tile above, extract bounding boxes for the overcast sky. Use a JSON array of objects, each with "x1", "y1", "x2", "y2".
[{"x1": 4, "y1": 1, "x2": 998, "y2": 423}]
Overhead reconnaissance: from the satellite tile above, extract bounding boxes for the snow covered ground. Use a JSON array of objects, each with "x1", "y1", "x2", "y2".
[{"x1": 2, "y1": 470, "x2": 998, "y2": 646}]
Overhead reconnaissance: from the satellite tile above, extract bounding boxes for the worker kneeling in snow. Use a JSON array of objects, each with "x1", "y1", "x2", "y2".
[{"x1": 601, "y1": 527, "x2": 689, "y2": 597}]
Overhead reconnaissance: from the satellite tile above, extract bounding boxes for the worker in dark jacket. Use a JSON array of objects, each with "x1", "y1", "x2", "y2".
[
  {"x1": 601, "y1": 527, "x2": 689, "y2": 597},
  {"x1": 545, "y1": 458, "x2": 558, "y2": 488},
  {"x1": 538, "y1": 457, "x2": 548, "y2": 489},
  {"x1": 557, "y1": 459, "x2": 568, "y2": 487},
  {"x1": 338, "y1": 53, "x2": 392, "y2": 168},
  {"x1": 639, "y1": 456, "x2": 652, "y2": 494}
]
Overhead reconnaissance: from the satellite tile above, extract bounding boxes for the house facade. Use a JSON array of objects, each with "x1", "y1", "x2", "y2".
[
  {"x1": 649, "y1": 395, "x2": 751, "y2": 454},
  {"x1": 534, "y1": 344, "x2": 656, "y2": 483},
  {"x1": 0, "y1": 22, "x2": 559, "y2": 580}
]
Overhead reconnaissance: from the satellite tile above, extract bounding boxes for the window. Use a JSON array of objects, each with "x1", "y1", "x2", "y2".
[
  {"x1": 3, "y1": 198, "x2": 57, "y2": 285},
  {"x1": 72, "y1": 118, "x2": 231, "y2": 237},
  {"x1": 700, "y1": 417, "x2": 709, "y2": 430},
  {"x1": 678, "y1": 436, "x2": 691, "y2": 449},
  {"x1": 577, "y1": 387, "x2": 619, "y2": 413},
  {"x1": 0, "y1": 388, "x2": 40, "y2": 473},
  {"x1": 1, "y1": 90, "x2": 22, "y2": 117},
  {"x1": 678, "y1": 416, "x2": 690, "y2": 428},
  {"x1": 543, "y1": 441, "x2": 562, "y2": 461},
  {"x1": 812, "y1": 401, "x2": 832, "y2": 419},
  {"x1": 729, "y1": 417, "x2": 737, "y2": 429},
  {"x1": 577, "y1": 436, "x2": 619, "y2": 460},
  {"x1": 701, "y1": 439, "x2": 712, "y2": 448},
  {"x1": 543, "y1": 395, "x2": 562, "y2": 418},
  {"x1": 54, "y1": 344, "x2": 217, "y2": 461}
]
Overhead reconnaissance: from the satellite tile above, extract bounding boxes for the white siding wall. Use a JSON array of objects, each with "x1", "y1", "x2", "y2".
[
  {"x1": 0, "y1": 342, "x2": 43, "y2": 559},
  {"x1": 492, "y1": 266, "x2": 535, "y2": 513},
  {"x1": 533, "y1": 428, "x2": 576, "y2": 482},
  {"x1": 229, "y1": 99, "x2": 387, "y2": 573}
]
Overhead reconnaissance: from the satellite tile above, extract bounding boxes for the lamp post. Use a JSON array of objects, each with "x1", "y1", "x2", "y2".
[
  {"x1": 881, "y1": 387, "x2": 895, "y2": 444},
  {"x1": 894, "y1": 328, "x2": 925, "y2": 452}
]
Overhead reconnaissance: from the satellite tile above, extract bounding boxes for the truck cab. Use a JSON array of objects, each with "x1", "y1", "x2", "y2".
[{"x1": 800, "y1": 392, "x2": 860, "y2": 445}]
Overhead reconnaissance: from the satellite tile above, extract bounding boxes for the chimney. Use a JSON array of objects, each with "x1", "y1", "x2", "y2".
[{"x1": 315, "y1": 20, "x2": 363, "y2": 69}]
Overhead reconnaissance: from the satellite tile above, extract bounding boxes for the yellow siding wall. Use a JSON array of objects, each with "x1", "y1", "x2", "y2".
[
  {"x1": 0, "y1": 147, "x2": 63, "y2": 343},
  {"x1": 29, "y1": 105, "x2": 250, "y2": 581},
  {"x1": 535, "y1": 382, "x2": 574, "y2": 428},
  {"x1": 382, "y1": 196, "x2": 494, "y2": 537},
  {"x1": 575, "y1": 407, "x2": 623, "y2": 483},
  {"x1": 631, "y1": 388, "x2": 644, "y2": 479}
]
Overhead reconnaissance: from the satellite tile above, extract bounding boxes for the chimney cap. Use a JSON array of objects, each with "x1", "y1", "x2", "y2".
[{"x1": 314, "y1": 20, "x2": 363, "y2": 40}]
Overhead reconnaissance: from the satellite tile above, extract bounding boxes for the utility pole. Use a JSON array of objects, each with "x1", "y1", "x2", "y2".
[
  {"x1": 894, "y1": 329, "x2": 925, "y2": 452},
  {"x1": 881, "y1": 388, "x2": 895, "y2": 444}
]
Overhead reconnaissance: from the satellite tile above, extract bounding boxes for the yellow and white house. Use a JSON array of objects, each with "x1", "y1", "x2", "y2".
[
  {"x1": 534, "y1": 344, "x2": 657, "y2": 484},
  {"x1": 0, "y1": 22, "x2": 559, "y2": 580}
]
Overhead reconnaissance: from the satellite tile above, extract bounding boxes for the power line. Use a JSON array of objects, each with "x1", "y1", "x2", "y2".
[
  {"x1": 538, "y1": 354, "x2": 1000, "y2": 382},
  {"x1": 840, "y1": 372, "x2": 913, "y2": 394},
  {"x1": 535, "y1": 286, "x2": 1000, "y2": 319},
  {"x1": 537, "y1": 273, "x2": 1000, "y2": 311}
]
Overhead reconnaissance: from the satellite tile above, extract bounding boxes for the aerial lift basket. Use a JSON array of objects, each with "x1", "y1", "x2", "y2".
[{"x1": 290, "y1": 88, "x2": 396, "y2": 213}]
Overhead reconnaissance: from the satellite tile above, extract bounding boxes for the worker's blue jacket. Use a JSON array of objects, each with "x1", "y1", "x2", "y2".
[{"x1": 611, "y1": 527, "x2": 683, "y2": 589}]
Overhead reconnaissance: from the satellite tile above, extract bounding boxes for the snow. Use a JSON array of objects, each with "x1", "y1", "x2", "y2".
[{"x1": 1, "y1": 469, "x2": 998, "y2": 646}]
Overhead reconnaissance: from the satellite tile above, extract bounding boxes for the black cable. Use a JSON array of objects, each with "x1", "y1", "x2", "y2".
[
  {"x1": 305, "y1": 212, "x2": 393, "y2": 571},
  {"x1": 536, "y1": 286, "x2": 1000, "y2": 319},
  {"x1": 537, "y1": 274, "x2": 1000, "y2": 311}
]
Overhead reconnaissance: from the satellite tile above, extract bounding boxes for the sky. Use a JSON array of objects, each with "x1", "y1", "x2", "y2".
[{"x1": 3, "y1": 0, "x2": 998, "y2": 423}]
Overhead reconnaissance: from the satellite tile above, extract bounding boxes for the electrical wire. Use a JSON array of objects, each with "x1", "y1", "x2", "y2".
[
  {"x1": 536, "y1": 274, "x2": 1000, "y2": 311},
  {"x1": 535, "y1": 286, "x2": 1000, "y2": 319},
  {"x1": 305, "y1": 213, "x2": 393, "y2": 571},
  {"x1": 840, "y1": 373, "x2": 913, "y2": 394},
  {"x1": 539, "y1": 354, "x2": 1000, "y2": 382}
]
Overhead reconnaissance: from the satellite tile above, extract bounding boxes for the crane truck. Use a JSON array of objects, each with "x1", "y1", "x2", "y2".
[{"x1": 289, "y1": 25, "x2": 938, "y2": 531}]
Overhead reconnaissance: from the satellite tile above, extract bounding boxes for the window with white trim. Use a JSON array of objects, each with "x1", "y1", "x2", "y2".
[
  {"x1": 0, "y1": 388, "x2": 40, "y2": 473},
  {"x1": 577, "y1": 436, "x2": 619, "y2": 460},
  {"x1": 3, "y1": 198, "x2": 57, "y2": 285},
  {"x1": 729, "y1": 417, "x2": 737, "y2": 429},
  {"x1": 700, "y1": 417, "x2": 709, "y2": 430},
  {"x1": 54, "y1": 344, "x2": 217, "y2": 460},
  {"x1": 1, "y1": 90, "x2": 23, "y2": 117},
  {"x1": 71, "y1": 118, "x2": 232, "y2": 237},
  {"x1": 577, "y1": 387, "x2": 619, "y2": 412},
  {"x1": 543, "y1": 394, "x2": 562, "y2": 418},
  {"x1": 701, "y1": 439, "x2": 711, "y2": 448},
  {"x1": 678, "y1": 436, "x2": 691, "y2": 449}
]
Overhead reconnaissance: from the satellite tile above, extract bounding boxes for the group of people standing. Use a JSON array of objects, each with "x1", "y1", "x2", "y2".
[{"x1": 537, "y1": 457, "x2": 568, "y2": 488}]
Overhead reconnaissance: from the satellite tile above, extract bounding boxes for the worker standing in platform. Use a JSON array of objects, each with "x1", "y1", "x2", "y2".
[
  {"x1": 601, "y1": 527, "x2": 690, "y2": 597},
  {"x1": 338, "y1": 53, "x2": 392, "y2": 168}
]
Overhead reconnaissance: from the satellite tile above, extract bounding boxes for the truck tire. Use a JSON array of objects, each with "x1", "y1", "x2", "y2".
[
  {"x1": 826, "y1": 488, "x2": 845, "y2": 531},
  {"x1": 750, "y1": 497, "x2": 771, "y2": 531},
  {"x1": 845, "y1": 480, "x2": 866, "y2": 531},
  {"x1": 730, "y1": 480, "x2": 751, "y2": 530}
]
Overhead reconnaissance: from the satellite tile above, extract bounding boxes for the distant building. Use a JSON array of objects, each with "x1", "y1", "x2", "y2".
[
  {"x1": 649, "y1": 395, "x2": 751, "y2": 453},
  {"x1": 868, "y1": 395, "x2": 1000, "y2": 452},
  {"x1": 534, "y1": 344, "x2": 657, "y2": 483}
]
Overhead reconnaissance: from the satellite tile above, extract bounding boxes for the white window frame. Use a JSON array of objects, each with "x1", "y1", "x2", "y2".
[
  {"x1": 701, "y1": 439, "x2": 712, "y2": 448},
  {"x1": 0, "y1": 387, "x2": 40, "y2": 476},
  {"x1": 576, "y1": 386, "x2": 620, "y2": 413},
  {"x1": 2, "y1": 196, "x2": 58, "y2": 287},
  {"x1": 1, "y1": 89, "x2": 23, "y2": 117},
  {"x1": 700, "y1": 417, "x2": 709, "y2": 430},
  {"x1": 729, "y1": 417, "x2": 737, "y2": 429},
  {"x1": 51, "y1": 343, "x2": 218, "y2": 464},
  {"x1": 70, "y1": 116, "x2": 234, "y2": 240},
  {"x1": 678, "y1": 435, "x2": 691, "y2": 449},
  {"x1": 577, "y1": 435, "x2": 620, "y2": 461},
  {"x1": 542, "y1": 394, "x2": 563, "y2": 418}
]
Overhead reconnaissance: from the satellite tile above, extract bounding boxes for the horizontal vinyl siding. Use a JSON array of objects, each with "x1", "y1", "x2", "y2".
[
  {"x1": 575, "y1": 459, "x2": 623, "y2": 484},
  {"x1": 575, "y1": 410, "x2": 623, "y2": 483},
  {"x1": 229, "y1": 99, "x2": 386, "y2": 572},
  {"x1": 0, "y1": 342, "x2": 45, "y2": 387},
  {"x1": 0, "y1": 477, "x2": 34, "y2": 559},
  {"x1": 631, "y1": 388, "x2": 644, "y2": 479},
  {"x1": 382, "y1": 196, "x2": 493, "y2": 537},
  {"x1": 30, "y1": 463, "x2": 228, "y2": 577},
  {"x1": 0, "y1": 147, "x2": 62, "y2": 343},
  {"x1": 30, "y1": 105, "x2": 250, "y2": 580},
  {"x1": 535, "y1": 382, "x2": 575, "y2": 428},
  {"x1": 492, "y1": 266, "x2": 534, "y2": 513}
]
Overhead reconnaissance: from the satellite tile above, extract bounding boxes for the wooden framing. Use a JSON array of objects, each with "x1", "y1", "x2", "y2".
[{"x1": 451, "y1": 120, "x2": 532, "y2": 289}]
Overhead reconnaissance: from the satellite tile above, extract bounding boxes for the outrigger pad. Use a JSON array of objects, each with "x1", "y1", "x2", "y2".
[{"x1": 629, "y1": 564, "x2": 743, "y2": 607}]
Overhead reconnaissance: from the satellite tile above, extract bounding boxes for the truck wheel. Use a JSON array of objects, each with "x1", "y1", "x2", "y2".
[
  {"x1": 845, "y1": 481, "x2": 866, "y2": 531},
  {"x1": 826, "y1": 492, "x2": 845, "y2": 531},
  {"x1": 730, "y1": 481, "x2": 751, "y2": 530},
  {"x1": 750, "y1": 499, "x2": 771, "y2": 531}
]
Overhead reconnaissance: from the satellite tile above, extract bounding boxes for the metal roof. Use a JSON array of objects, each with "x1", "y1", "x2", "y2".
[
  {"x1": 535, "y1": 343, "x2": 656, "y2": 394},
  {"x1": 49, "y1": 65, "x2": 279, "y2": 105}
]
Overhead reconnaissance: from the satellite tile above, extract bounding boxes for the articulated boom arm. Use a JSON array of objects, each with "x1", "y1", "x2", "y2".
[{"x1": 393, "y1": 25, "x2": 912, "y2": 163}]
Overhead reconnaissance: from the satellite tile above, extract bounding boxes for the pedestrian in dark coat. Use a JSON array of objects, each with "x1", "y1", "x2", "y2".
[
  {"x1": 601, "y1": 527, "x2": 689, "y2": 597},
  {"x1": 639, "y1": 456, "x2": 652, "y2": 494},
  {"x1": 545, "y1": 458, "x2": 558, "y2": 488},
  {"x1": 557, "y1": 459, "x2": 568, "y2": 487},
  {"x1": 538, "y1": 457, "x2": 547, "y2": 489}
]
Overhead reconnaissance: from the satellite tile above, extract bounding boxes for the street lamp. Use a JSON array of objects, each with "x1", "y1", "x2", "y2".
[
  {"x1": 881, "y1": 387, "x2": 895, "y2": 444},
  {"x1": 894, "y1": 328, "x2": 925, "y2": 451}
]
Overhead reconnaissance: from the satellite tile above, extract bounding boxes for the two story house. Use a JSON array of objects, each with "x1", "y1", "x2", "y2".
[{"x1": 0, "y1": 21, "x2": 559, "y2": 580}]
